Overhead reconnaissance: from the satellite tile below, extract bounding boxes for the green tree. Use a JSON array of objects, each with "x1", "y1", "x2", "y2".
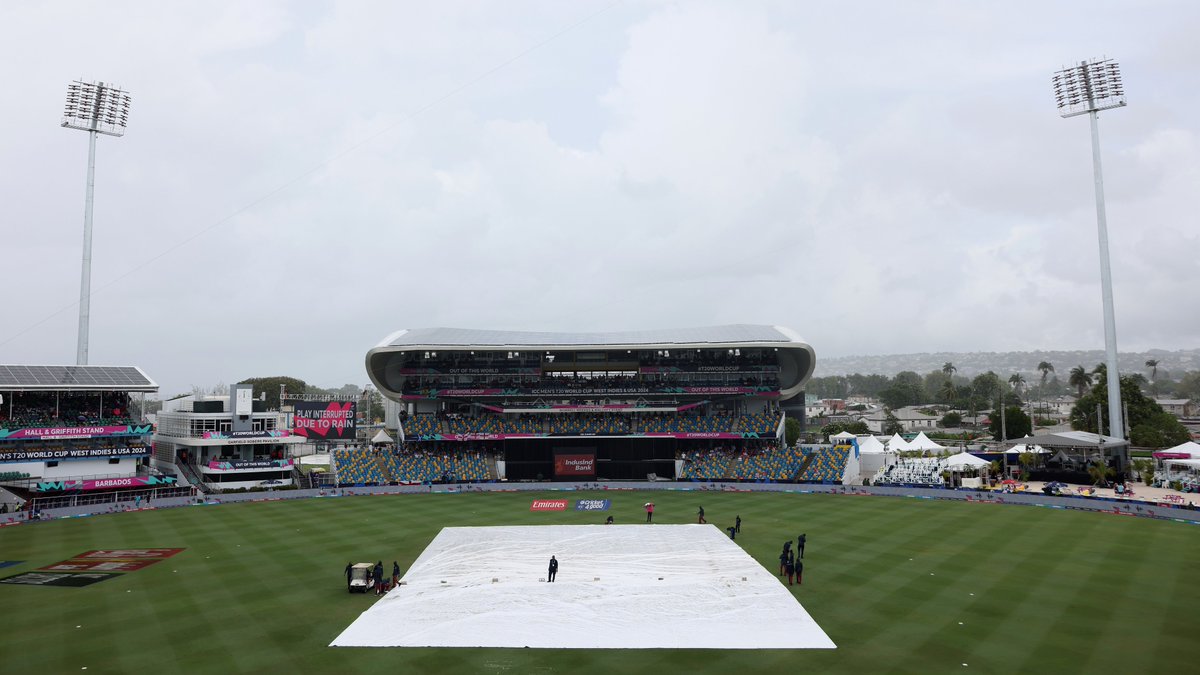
[
  {"x1": 988, "y1": 405, "x2": 1032, "y2": 441},
  {"x1": 1070, "y1": 375, "x2": 1189, "y2": 445},
  {"x1": 938, "y1": 380, "x2": 958, "y2": 404},
  {"x1": 1130, "y1": 412, "x2": 1191, "y2": 448},
  {"x1": 940, "y1": 411, "x2": 962, "y2": 428},
  {"x1": 820, "y1": 420, "x2": 869, "y2": 438},
  {"x1": 1018, "y1": 452, "x2": 1038, "y2": 482},
  {"x1": 882, "y1": 410, "x2": 903, "y2": 436},
  {"x1": 1177, "y1": 371, "x2": 1200, "y2": 401},
  {"x1": 1037, "y1": 361, "x2": 1054, "y2": 391},
  {"x1": 972, "y1": 371, "x2": 1003, "y2": 408},
  {"x1": 239, "y1": 376, "x2": 308, "y2": 409},
  {"x1": 1145, "y1": 358, "x2": 1159, "y2": 393},
  {"x1": 1068, "y1": 365, "x2": 1092, "y2": 398},
  {"x1": 1130, "y1": 458, "x2": 1156, "y2": 485},
  {"x1": 785, "y1": 417, "x2": 802, "y2": 447},
  {"x1": 1008, "y1": 373, "x2": 1026, "y2": 397},
  {"x1": 943, "y1": 362, "x2": 957, "y2": 379},
  {"x1": 879, "y1": 371, "x2": 925, "y2": 409},
  {"x1": 1087, "y1": 460, "x2": 1115, "y2": 487},
  {"x1": 846, "y1": 373, "x2": 892, "y2": 398}
]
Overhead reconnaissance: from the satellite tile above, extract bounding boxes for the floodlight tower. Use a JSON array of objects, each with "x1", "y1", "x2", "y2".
[
  {"x1": 1052, "y1": 58, "x2": 1125, "y2": 439},
  {"x1": 61, "y1": 80, "x2": 132, "y2": 365}
]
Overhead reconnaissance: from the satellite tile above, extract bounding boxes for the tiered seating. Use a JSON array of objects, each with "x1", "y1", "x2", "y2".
[
  {"x1": 446, "y1": 415, "x2": 542, "y2": 435},
  {"x1": 727, "y1": 444, "x2": 798, "y2": 481},
  {"x1": 873, "y1": 457, "x2": 945, "y2": 486},
  {"x1": 640, "y1": 413, "x2": 734, "y2": 434},
  {"x1": 737, "y1": 411, "x2": 781, "y2": 435},
  {"x1": 796, "y1": 445, "x2": 850, "y2": 483},
  {"x1": 678, "y1": 448, "x2": 733, "y2": 480},
  {"x1": 387, "y1": 449, "x2": 490, "y2": 483},
  {"x1": 332, "y1": 449, "x2": 386, "y2": 485},
  {"x1": 403, "y1": 415, "x2": 442, "y2": 436},
  {"x1": 548, "y1": 415, "x2": 630, "y2": 435}
]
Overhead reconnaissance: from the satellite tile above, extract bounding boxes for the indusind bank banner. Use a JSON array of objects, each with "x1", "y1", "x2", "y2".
[{"x1": 553, "y1": 450, "x2": 596, "y2": 477}]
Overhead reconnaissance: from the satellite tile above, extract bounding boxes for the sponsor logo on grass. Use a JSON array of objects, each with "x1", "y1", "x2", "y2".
[
  {"x1": 575, "y1": 499, "x2": 611, "y2": 511},
  {"x1": 530, "y1": 499, "x2": 568, "y2": 511},
  {"x1": 0, "y1": 571, "x2": 122, "y2": 588},
  {"x1": 74, "y1": 548, "x2": 185, "y2": 560}
]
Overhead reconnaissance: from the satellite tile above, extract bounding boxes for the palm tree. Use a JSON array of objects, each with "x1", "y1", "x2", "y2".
[
  {"x1": 1037, "y1": 361, "x2": 1054, "y2": 391},
  {"x1": 1146, "y1": 358, "x2": 1159, "y2": 396},
  {"x1": 1068, "y1": 365, "x2": 1092, "y2": 398},
  {"x1": 1036, "y1": 361, "x2": 1053, "y2": 425},
  {"x1": 939, "y1": 380, "x2": 957, "y2": 404},
  {"x1": 1008, "y1": 373, "x2": 1026, "y2": 397},
  {"x1": 1087, "y1": 460, "x2": 1115, "y2": 487},
  {"x1": 1093, "y1": 362, "x2": 1106, "y2": 379},
  {"x1": 943, "y1": 362, "x2": 957, "y2": 379}
]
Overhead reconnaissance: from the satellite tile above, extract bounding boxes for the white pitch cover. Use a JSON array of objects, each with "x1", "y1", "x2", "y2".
[{"x1": 331, "y1": 524, "x2": 836, "y2": 650}]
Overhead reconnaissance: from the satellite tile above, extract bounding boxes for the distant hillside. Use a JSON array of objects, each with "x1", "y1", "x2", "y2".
[{"x1": 814, "y1": 349, "x2": 1200, "y2": 379}]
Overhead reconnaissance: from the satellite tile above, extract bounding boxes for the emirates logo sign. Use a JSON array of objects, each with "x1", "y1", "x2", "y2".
[{"x1": 529, "y1": 499, "x2": 568, "y2": 511}]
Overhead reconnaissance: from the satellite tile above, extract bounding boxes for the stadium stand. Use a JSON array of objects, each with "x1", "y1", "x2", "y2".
[
  {"x1": 364, "y1": 326, "x2": 814, "y2": 481},
  {"x1": 0, "y1": 391, "x2": 134, "y2": 429},
  {"x1": 332, "y1": 448, "x2": 387, "y2": 485},
  {"x1": 385, "y1": 447, "x2": 491, "y2": 483},
  {"x1": 737, "y1": 411, "x2": 781, "y2": 435},
  {"x1": 677, "y1": 447, "x2": 734, "y2": 480},
  {"x1": 402, "y1": 415, "x2": 442, "y2": 436},
  {"x1": 796, "y1": 444, "x2": 852, "y2": 483},
  {"x1": 727, "y1": 443, "x2": 802, "y2": 481}
]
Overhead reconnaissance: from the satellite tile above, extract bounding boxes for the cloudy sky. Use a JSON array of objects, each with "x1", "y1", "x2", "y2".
[{"x1": 1, "y1": 1, "x2": 1197, "y2": 396}]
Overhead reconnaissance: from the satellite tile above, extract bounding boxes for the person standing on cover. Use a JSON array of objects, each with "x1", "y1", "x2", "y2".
[
  {"x1": 392, "y1": 561, "x2": 400, "y2": 588},
  {"x1": 548, "y1": 555, "x2": 558, "y2": 582},
  {"x1": 697, "y1": 505, "x2": 706, "y2": 524},
  {"x1": 645, "y1": 502, "x2": 654, "y2": 523}
]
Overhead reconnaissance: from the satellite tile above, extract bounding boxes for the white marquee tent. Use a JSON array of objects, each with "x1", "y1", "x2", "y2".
[
  {"x1": 1160, "y1": 441, "x2": 1200, "y2": 458},
  {"x1": 855, "y1": 435, "x2": 891, "y2": 475},
  {"x1": 830, "y1": 431, "x2": 856, "y2": 441},
  {"x1": 371, "y1": 429, "x2": 395, "y2": 444},
  {"x1": 942, "y1": 452, "x2": 990, "y2": 471},
  {"x1": 885, "y1": 434, "x2": 910, "y2": 452},
  {"x1": 856, "y1": 436, "x2": 888, "y2": 454},
  {"x1": 907, "y1": 432, "x2": 946, "y2": 452}
]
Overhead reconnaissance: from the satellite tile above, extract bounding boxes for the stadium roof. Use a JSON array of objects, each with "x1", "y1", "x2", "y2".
[
  {"x1": 374, "y1": 325, "x2": 803, "y2": 349},
  {"x1": 366, "y1": 325, "x2": 815, "y2": 402},
  {"x1": 0, "y1": 364, "x2": 158, "y2": 392}
]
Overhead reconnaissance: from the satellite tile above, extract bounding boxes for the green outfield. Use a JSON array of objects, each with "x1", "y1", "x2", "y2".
[{"x1": 0, "y1": 490, "x2": 1197, "y2": 674}]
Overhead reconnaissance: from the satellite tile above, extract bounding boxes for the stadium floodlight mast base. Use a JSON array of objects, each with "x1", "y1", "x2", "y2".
[
  {"x1": 62, "y1": 80, "x2": 132, "y2": 366},
  {"x1": 1052, "y1": 58, "x2": 1125, "y2": 440}
]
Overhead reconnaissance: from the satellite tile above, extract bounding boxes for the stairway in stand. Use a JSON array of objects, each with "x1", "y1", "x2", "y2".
[{"x1": 374, "y1": 454, "x2": 393, "y2": 483}]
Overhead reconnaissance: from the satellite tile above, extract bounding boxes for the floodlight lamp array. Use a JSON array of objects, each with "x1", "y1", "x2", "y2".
[
  {"x1": 62, "y1": 80, "x2": 132, "y2": 137},
  {"x1": 1053, "y1": 58, "x2": 1125, "y2": 118}
]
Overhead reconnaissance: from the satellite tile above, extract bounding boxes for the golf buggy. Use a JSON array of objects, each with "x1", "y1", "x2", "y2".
[{"x1": 348, "y1": 563, "x2": 374, "y2": 593}]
